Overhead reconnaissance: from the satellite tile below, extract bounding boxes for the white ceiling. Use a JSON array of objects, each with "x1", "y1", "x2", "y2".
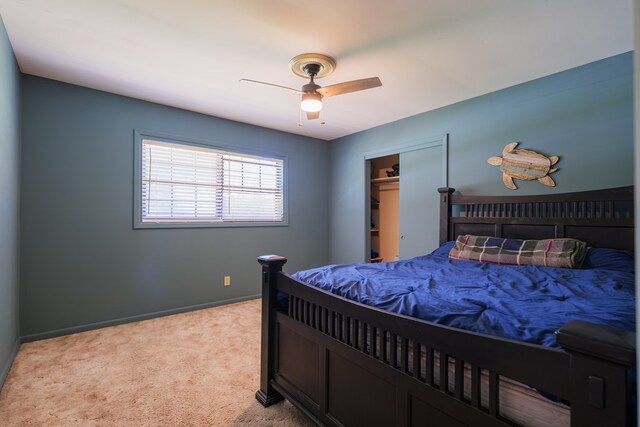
[{"x1": 0, "y1": 0, "x2": 634, "y2": 141}]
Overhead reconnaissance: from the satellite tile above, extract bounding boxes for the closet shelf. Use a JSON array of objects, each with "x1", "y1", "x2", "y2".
[
  {"x1": 371, "y1": 176, "x2": 399, "y2": 185},
  {"x1": 370, "y1": 257, "x2": 383, "y2": 263}
]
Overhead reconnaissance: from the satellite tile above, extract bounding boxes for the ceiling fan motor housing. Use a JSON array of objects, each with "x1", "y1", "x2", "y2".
[{"x1": 302, "y1": 82, "x2": 320, "y2": 94}]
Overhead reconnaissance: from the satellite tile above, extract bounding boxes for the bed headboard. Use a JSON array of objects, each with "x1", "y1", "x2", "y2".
[{"x1": 438, "y1": 186, "x2": 634, "y2": 250}]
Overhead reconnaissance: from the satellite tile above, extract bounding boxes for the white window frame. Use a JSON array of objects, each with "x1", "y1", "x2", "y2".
[{"x1": 133, "y1": 130, "x2": 288, "y2": 229}]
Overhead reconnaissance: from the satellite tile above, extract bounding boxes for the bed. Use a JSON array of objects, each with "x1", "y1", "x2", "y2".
[{"x1": 255, "y1": 186, "x2": 636, "y2": 426}]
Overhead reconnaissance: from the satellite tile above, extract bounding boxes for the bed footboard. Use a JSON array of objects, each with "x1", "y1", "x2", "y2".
[
  {"x1": 557, "y1": 320, "x2": 636, "y2": 426},
  {"x1": 255, "y1": 254, "x2": 287, "y2": 408},
  {"x1": 256, "y1": 256, "x2": 636, "y2": 427}
]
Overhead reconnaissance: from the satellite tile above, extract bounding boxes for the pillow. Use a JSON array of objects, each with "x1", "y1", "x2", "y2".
[
  {"x1": 582, "y1": 247, "x2": 635, "y2": 273},
  {"x1": 448, "y1": 235, "x2": 588, "y2": 268}
]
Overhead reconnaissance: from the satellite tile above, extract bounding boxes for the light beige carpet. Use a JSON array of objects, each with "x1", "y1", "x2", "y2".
[{"x1": 0, "y1": 299, "x2": 314, "y2": 426}]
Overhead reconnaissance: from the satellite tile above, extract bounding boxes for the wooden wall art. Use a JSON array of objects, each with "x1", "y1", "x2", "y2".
[{"x1": 488, "y1": 142, "x2": 559, "y2": 190}]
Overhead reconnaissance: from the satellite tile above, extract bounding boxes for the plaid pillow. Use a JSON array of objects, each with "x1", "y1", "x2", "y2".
[{"x1": 448, "y1": 235, "x2": 588, "y2": 268}]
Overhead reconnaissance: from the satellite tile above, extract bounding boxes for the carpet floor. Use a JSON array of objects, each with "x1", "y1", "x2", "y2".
[{"x1": 0, "y1": 299, "x2": 314, "y2": 426}]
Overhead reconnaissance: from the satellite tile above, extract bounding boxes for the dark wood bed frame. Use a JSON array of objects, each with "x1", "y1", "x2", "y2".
[{"x1": 256, "y1": 186, "x2": 636, "y2": 427}]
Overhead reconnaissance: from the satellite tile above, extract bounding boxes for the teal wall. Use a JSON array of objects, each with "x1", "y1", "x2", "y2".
[
  {"x1": 13, "y1": 51, "x2": 636, "y2": 339},
  {"x1": 19, "y1": 76, "x2": 330, "y2": 339},
  {"x1": 0, "y1": 17, "x2": 21, "y2": 386},
  {"x1": 329, "y1": 53, "x2": 634, "y2": 264}
]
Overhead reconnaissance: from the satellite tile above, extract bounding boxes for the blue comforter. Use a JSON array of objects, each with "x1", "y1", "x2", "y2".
[{"x1": 292, "y1": 243, "x2": 635, "y2": 348}]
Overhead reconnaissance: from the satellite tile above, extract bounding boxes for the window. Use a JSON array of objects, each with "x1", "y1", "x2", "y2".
[{"x1": 134, "y1": 133, "x2": 286, "y2": 228}]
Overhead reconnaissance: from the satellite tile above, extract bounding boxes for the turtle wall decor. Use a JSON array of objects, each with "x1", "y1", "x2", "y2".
[{"x1": 488, "y1": 142, "x2": 559, "y2": 190}]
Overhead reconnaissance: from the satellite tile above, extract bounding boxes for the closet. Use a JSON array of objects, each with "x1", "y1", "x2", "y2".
[
  {"x1": 369, "y1": 155, "x2": 399, "y2": 262},
  {"x1": 365, "y1": 135, "x2": 448, "y2": 263}
]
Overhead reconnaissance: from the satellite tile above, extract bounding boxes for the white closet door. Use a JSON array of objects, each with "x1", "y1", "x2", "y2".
[{"x1": 399, "y1": 145, "x2": 443, "y2": 259}]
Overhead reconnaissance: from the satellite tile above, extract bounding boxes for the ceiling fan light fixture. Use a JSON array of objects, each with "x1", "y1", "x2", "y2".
[
  {"x1": 300, "y1": 92, "x2": 322, "y2": 112},
  {"x1": 240, "y1": 53, "x2": 381, "y2": 121}
]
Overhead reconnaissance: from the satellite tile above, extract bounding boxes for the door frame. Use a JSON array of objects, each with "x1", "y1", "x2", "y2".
[{"x1": 363, "y1": 134, "x2": 449, "y2": 262}]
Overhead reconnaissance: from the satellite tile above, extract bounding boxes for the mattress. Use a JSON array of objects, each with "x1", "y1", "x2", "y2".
[{"x1": 292, "y1": 242, "x2": 635, "y2": 348}]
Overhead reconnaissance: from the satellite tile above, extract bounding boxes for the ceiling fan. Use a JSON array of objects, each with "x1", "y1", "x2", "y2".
[{"x1": 240, "y1": 53, "x2": 382, "y2": 120}]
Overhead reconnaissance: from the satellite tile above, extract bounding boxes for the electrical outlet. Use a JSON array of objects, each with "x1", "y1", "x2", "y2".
[{"x1": 224, "y1": 276, "x2": 231, "y2": 286}]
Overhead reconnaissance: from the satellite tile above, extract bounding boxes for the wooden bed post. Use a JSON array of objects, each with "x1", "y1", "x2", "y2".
[
  {"x1": 556, "y1": 321, "x2": 636, "y2": 426},
  {"x1": 255, "y1": 254, "x2": 287, "y2": 407},
  {"x1": 438, "y1": 187, "x2": 455, "y2": 245}
]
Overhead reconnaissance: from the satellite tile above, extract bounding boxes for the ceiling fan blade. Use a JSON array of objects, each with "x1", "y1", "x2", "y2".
[
  {"x1": 306, "y1": 111, "x2": 320, "y2": 120},
  {"x1": 239, "y1": 79, "x2": 303, "y2": 95},
  {"x1": 317, "y1": 77, "x2": 382, "y2": 98}
]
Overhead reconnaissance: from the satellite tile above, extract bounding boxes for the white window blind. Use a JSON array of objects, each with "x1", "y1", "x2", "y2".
[{"x1": 140, "y1": 139, "x2": 284, "y2": 224}]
